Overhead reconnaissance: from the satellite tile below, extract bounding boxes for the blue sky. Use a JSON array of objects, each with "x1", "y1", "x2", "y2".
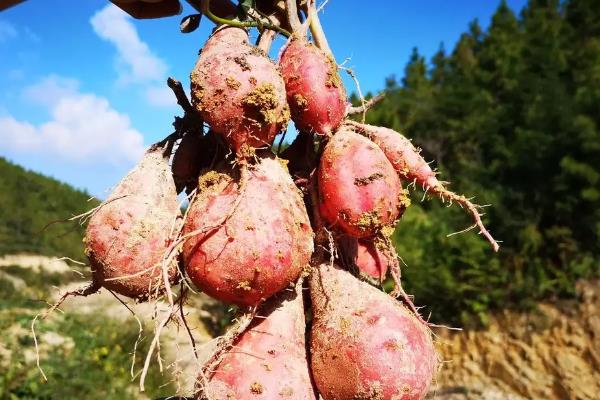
[{"x1": 0, "y1": 0, "x2": 526, "y2": 197}]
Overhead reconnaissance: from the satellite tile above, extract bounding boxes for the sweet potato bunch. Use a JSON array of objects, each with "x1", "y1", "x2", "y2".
[{"x1": 62, "y1": 2, "x2": 500, "y2": 399}]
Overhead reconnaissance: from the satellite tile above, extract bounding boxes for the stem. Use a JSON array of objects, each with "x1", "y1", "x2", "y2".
[
  {"x1": 257, "y1": 29, "x2": 276, "y2": 53},
  {"x1": 201, "y1": 0, "x2": 291, "y2": 37},
  {"x1": 285, "y1": 0, "x2": 302, "y2": 34},
  {"x1": 307, "y1": 0, "x2": 331, "y2": 54}
]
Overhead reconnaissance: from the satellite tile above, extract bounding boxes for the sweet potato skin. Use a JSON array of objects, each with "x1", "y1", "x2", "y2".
[
  {"x1": 318, "y1": 127, "x2": 405, "y2": 238},
  {"x1": 84, "y1": 149, "x2": 181, "y2": 299},
  {"x1": 339, "y1": 237, "x2": 395, "y2": 282},
  {"x1": 191, "y1": 26, "x2": 290, "y2": 155},
  {"x1": 280, "y1": 39, "x2": 346, "y2": 136},
  {"x1": 310, "y1": 263, "x2": 438, "y2": 400},
  {"x1": 183, "y1": 158, "x2": 313, "y2": 306},
  {"x1": 203, "y1": 287, "x2": 317, "y2": 400},
  {"x1": 350, "y1": 122, "x2": 440, "y2": 189}
]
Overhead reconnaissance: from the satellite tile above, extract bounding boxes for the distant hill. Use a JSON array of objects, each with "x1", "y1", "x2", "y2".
[{"x1": 0, "y1": 157, "x2": 99, "y2": 261}]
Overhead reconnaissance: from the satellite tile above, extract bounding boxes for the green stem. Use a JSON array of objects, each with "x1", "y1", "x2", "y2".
[{"x1": 202, "y1": 0, "x2": 291, "y2": 37}]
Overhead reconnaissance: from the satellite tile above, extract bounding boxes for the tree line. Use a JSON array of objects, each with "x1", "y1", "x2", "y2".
[{"x1": 359, "y1": 0, "x2": 600, "y2": 325}]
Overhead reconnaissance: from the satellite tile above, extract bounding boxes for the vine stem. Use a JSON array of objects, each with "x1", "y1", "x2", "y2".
[
  {"x1": 257, "y1": 29, "x2": 276, "y2": 53},
  {"x1": 307, "y1": 0, "x2": 331, "y2": 55},
  {"x1": 200, "y1": 0, "x2": 291, "y2": 37},
  {"x1": 285, "y1": 0, "x2": 302, "y2": 34}
]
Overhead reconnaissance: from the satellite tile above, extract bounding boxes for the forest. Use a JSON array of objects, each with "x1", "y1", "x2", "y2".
[
  {"x1": 0, "y1": 157, "x2": 95, "y2": 261},
  {"x1": 360, "y1": 0, "x2": 600, "y2": 325}
]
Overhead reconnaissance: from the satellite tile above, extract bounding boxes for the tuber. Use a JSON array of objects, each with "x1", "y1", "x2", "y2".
[
  {"x1": 183, "y1": 157, "x2": 313, "y2": 306},
  {"x1": 318, "y1": 127, "x2": 408, "y2": 238},
  {"x1": 191, "y1": 26, "x2": 290, "y2": 156},
  {"x1": 310, "y1": 262, "x2": 438, "y2": 400},
  {"x1": 84, "y1": 148, "x2": 181, "y2": 299},
  {"x1": 280, "y1": 39, "x2": 346, "y2": 136},
  {"x1": 199, "y1": 284, "x2": 317, "y2": 399},
  {"x1": 346, "y1": 120, "x2": 499, "y2": 251}
]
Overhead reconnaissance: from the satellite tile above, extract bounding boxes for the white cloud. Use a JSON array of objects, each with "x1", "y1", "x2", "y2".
[
  {"x1": 0, "y1": 76, "x2": 145, "y2": 166},
  {"x1": 90, "y1": 5, "x2": 167, "y2": 84},
  {"x1": 22, "y1": 75, "x2": 79, "y2": 106},
  {"x1": 145, "y1": 85, "x2": 177, "y2": 107},
  {"x1": 0, "y1": 20, "x2": 17, "y2": 42}
]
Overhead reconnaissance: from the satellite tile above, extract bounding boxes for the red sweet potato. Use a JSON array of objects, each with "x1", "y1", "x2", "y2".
[
  {"x1": 171, "y1": 131, "x2": 222, "y2": 194},
  {"x1": 191, "y1": 26, "x2": 290, "y2": 156},
  {"x1": 310, "y1": 262, "x2": 438, "y2": 400},
  {"x1": 339, "y1": 236, "x2": 397, "y2": 283},
  {"x1": 84, "y1": 148, "x2": 181, "y2": 299},
  {"x1": 346, "y1": 121, "x2": 500, "y2": 251},
  {"x1": 280, "y1": 39, "x2": 346, "y2": 136},
  {"x1": 200, "y1": 285, "x2": 317, "y2": 399},
  {"x1": 318, "y1": 127, "x2": 408, "y2": 238},
  {"x1": 346, "y1": 121, "x2": 439, "y2": 189},
  {"x1": 183, "y1": 157, "x2": 313, "y2": 306}
]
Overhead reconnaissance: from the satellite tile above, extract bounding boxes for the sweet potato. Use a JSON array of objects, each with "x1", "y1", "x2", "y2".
[
  {"x1": 310, "y1": 262, "x2": 438, "y2": 400},
  {"x1": 339, "y1": 236, "x2": 397, "y2": 283},
  {"x1": 171, "y1": 132, "x2": 220, "y2": 194},
  {"x1": 200, "y1": 285, "x2": 317, "y2": 399},
  {"x1": 318, "y1": 127, "x2": 408, "y2": 238},
  {"x1": 280, "y1": 39, "x2": 346, "y2": 136},
  {"x1": 84, "y1": 148, "x2": 181, "y2": 299},
  {"x1": 346, "y1": 120, "x2": 499, "y2": 251},
  {"x1": 190, "y1": 26, "x2": 290, "y2": 156},
  {"x1": 183, "y1": 157, "x2": 313, "y2": 306},
  {"x1": 346, "y1": 122, "x2": 439, "y2": 189}
]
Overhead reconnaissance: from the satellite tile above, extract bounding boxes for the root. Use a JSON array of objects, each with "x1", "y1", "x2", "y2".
[
  {"x1": 31, "y1": 279, "x2": 102, "y2": 381},
  {"x1": 139, "y1": 307, "x2": 173, "y2": 391},
  {"x1": 346, "y1": 92, "x2": 385, "y2": 117},
  {"x1": 256, "y1": 28, "x2": 276, "y2": 53},
  {"x1": 432, "y1": 186, "x2": 500, "y2": 252},
  {"x1": 105, "y1": 289, "x2": 145, "y2": 379},
  {"x1": 168, "y1": 77, "x2": 196, "y2": 116},
  {"x1": 39, "y1": 195, "x2": 124, "y2": 233},
  {"x1": 382, "y1": 237, "x2": 462, "y2": 332},
  {"x1": 276, "y1": 129, "x2": 287, "y2": 155},
  {"x1": 339, "y1": 63, "x2": 367, "y2": 123},
  {"x1": 382, "y1": 241, "x2": 428, "y2": 327},
  {"x1": 43, "y1": 279, "x2": 101, "y2": 319}
]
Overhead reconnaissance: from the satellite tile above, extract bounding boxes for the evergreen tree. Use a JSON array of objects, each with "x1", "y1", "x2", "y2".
[{"x1": 362, "y1": 0, "x2": 600, "y2": 325}]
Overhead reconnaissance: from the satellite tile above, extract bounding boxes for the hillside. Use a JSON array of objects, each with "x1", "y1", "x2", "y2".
[
  {"x1": 0, "y1": 156, "x2": 98, "y2": 261},
  {"x1": 433, "y1": 279, "x2": 600, "y2": 399}
]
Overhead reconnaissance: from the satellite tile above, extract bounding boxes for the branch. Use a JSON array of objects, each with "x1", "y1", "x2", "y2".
[{"x1": 346, "y1": 93, "x2": 385, "y2": 116}]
